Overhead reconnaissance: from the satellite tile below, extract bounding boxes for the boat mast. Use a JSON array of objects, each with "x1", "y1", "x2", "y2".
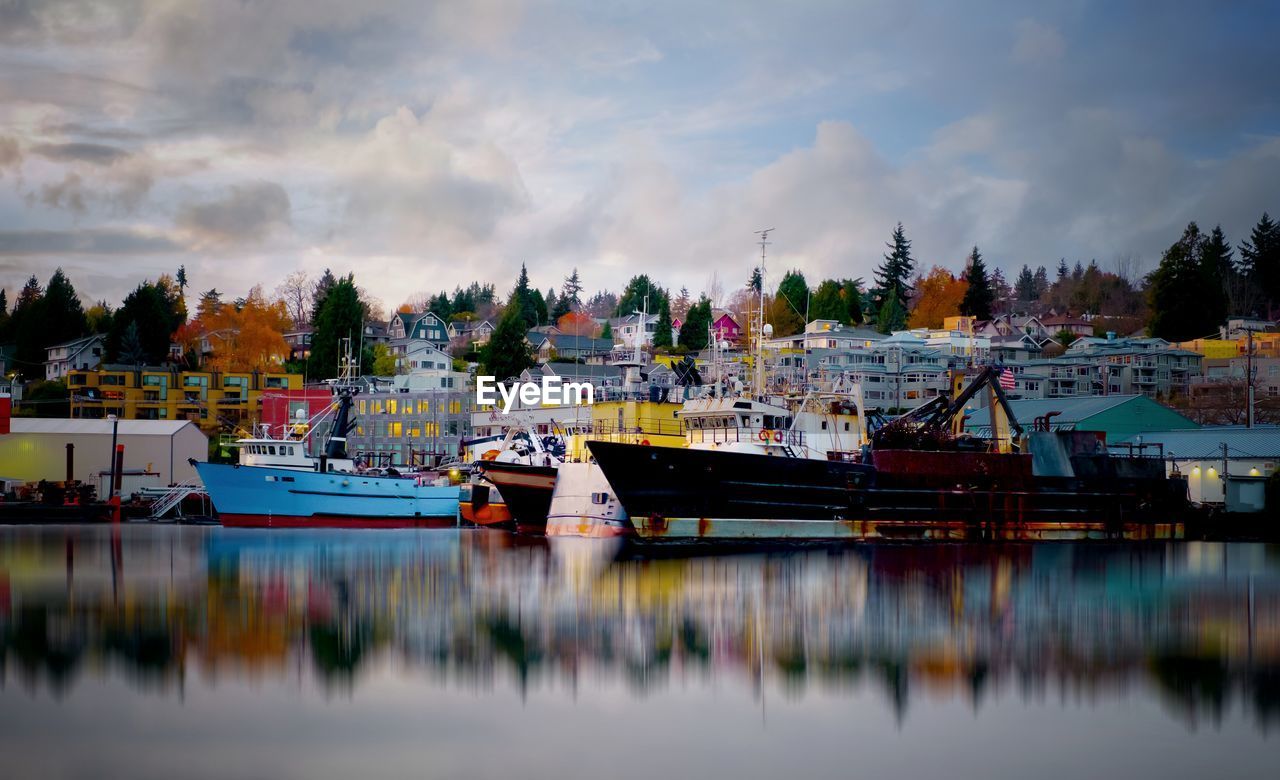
[{"x1": 754, "y1": 228, "x2": 773, "y2": 400}]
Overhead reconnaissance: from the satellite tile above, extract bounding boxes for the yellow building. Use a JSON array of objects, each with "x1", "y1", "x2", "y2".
[{"x1": 67, "y1": 366, "x2": 302, "y2": 434}]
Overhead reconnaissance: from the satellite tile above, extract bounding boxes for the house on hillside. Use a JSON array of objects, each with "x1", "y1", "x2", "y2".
[
  {"x1": 447, "y1": 319, "x2": 494, "y2": 351},
  {"x1": 388, "y1": 311, "x2": 450, "y2": 351},
  {"x1": 1042, "y1": 315, "x2": 1093, "y2": 338},
  {"x1": 528, "y1": 333, "x2": 615, "y2": 363},
  {"x1": 45, "y1": 334, "x2": 105, "y2": 381}
]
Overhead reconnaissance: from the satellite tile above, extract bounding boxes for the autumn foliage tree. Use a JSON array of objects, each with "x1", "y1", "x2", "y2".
[
  {"x1": 201, "y1": 286, "x2": 293, "y2": 372},
  {"x1": 907, "y1": 266, "x2": 968, "y2": 329}
]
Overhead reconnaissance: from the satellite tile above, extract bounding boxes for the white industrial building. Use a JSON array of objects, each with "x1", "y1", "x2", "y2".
[
  {"x1": 0, "y1": 418, "x2": 207, "y2": 487},
  {"x1": 1118, "y1": 427, "x2": 1279, "y2": 511}
]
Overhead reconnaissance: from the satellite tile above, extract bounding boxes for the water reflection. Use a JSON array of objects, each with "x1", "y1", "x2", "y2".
[{"x1": 1, "y1": 526, "x2": 1277, "y2": 734}]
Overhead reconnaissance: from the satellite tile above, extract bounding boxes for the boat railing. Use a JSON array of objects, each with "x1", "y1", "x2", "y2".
[
  {"x1": 686, "y1": 426, "x2": 805, "y2": 447},
  {"x1": 590, "y1": 419, "x2": 684, "y2": 438}
]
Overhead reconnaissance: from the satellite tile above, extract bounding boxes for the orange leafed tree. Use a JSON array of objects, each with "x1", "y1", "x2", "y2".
[
  {"x1": 557, "y1": 310, "x2": 599, "y2": 337},
  {"x1": 907, "y1": 266, "x2": 968, "y2": 329},
  {"x1": 203, "y1": 286, "x2": 293, "y2": 372}
]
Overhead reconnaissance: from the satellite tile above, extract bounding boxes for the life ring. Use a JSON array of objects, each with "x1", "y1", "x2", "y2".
[
  {"x1": 758, "y1": 429, "x2": 771, "y2": 442},
  {"x1": 773, "y1": 430, "x2": 783, "y2": 443},
  {"x1": 480, "y1": 449, "x2": 500, "y2": 461},
  {"x1": 640, "y1": 439, "x2": 650, "y2": 446}
]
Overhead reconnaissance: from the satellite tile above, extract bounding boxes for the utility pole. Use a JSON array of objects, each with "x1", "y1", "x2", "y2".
[{"x1": 1246, "y1": 327, "x2": 1256, "y2": 428}]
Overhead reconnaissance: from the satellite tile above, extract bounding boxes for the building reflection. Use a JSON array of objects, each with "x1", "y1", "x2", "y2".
[{"x1": 1, "y1": 526, "x2": 1277, "y2": 730}]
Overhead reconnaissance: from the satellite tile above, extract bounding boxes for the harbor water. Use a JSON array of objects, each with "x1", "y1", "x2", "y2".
[{"x1": 0, "y1": 525, "x2": 1275, "y2": 779}]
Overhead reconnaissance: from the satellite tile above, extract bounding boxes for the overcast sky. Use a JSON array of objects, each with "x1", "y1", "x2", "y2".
[{"x1": 1, "y1": 0, "x2": 1278, "y2": 311}]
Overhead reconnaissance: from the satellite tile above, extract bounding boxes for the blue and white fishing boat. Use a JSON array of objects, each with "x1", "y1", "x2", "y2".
[{"x1": 195, "y1": 386, "x2": 459, "y2": 528}]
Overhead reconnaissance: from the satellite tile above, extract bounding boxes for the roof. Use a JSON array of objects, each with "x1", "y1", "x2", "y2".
[
  {"x1": 540, "y1": 363, "x2": 623, "y2": 380},
  {"x1": 46, "y1": 333, "x2": 104, "y2": 351},
  {"x1": 964, "y1": 395, "x2": 1198, "y2": 435},
  {"x1": 1117, "y1": 427, "x2": 1280, "y2": 459},
  {"x1": 548, "y1": 334, "x2": 613, "y2": 352},
  {"x1": 8, "y1": 418, "x2": 205, "y2": 437}
]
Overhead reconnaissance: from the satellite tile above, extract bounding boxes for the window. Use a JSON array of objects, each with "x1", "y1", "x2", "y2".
[{"x1": 268, "y1": 445, "x2": 276, "y2": 455}]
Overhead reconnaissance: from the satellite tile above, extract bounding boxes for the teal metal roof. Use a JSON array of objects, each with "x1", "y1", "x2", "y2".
[{"x1": 1116, "y1": 428, "x2": 1280, "y2": 459}]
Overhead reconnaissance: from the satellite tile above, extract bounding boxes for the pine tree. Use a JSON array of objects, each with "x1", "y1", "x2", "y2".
[
  {"x1": 747, "y1": 268, "x2": 762, "y2": 294},
  {"x1": 960, "y1": 246, "x2": 994, "y2": 320},
  {"x1": 874, "y1": 222, "x2": 915, "y2": 332},
  {"x1": 1057, "y1": 258, "x2": 1069, "y2": 280},
  {"x1": 176, "y1": 265, "x2": 188, "y2": 297},
  {"x1": 307, "y1": 275, "x2": 364, "y2": 379},
  {"x1": 482, "y1": 301, "x2": 534, "y2": 381},
  {"x1": 1149, "y1": 222, "x2": 1219, "y2": 341},
  {"x1": 653, "y1": 295, "x2": 673, "y2": 349},
  {"x1": 1200, "y1": 225, "x2": 1232, "y2": 324},
  {"x1": 10, "y1": 276, "x2": 44, "y2": 370},
  {"x1": 601, "y1": 321, "x2": 613, "y2": 341},
  {"x1": 841, "y1": 279, "x2": 864, "y2": 325},
  {"x1": 561, "y1": 268, "x2": 583, "y2": 309},
  {"x1": 678, "y1": 297, "x2": 713, "y2": 351},
  {"x1": 1015, "y1": 265, "x2": 1037, "y2": 301},
  {"x1": 118, "y1": 321, "x2": 146, "y2": 365},
  {"x1": 614, "y1": 275, "x2": 664, "y2": 318},
  {"x1": 0, "y1": 289, "x2": 8, "y2": 341},
  {"x1": 810, "y1": 280, "x2": 847, "y2": 322},
  {"x1": 1240, "y1": 212, "x2": 1280, "y2": 313},
  {"x1": 109, "y1": 281, "x2": 185, "y2": 365},
  {"x1": 1033, "y1": 266, "x2": 1050, "y2": 298},
  {"x1": 310, "y1": 268, "x2": 337, "y2": 326},
  {"x1": 549, "y1": 287, "x2": 572, "y2": 321},
  {"x1": 42, "y1": 268, "x2": 89, "y2": 349},
  {"x1": 990, "y1": 268, "x2": 1011, "y2": 314}
]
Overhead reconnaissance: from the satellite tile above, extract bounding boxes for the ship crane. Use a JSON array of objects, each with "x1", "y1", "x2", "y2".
[{"x1": 874, "y1": 366, "x2": 1024, "y2": 454}]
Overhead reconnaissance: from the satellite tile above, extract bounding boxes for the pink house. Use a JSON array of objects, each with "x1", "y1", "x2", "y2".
[{"x1": 711, "y1": 311, "x2": 742, "y2": 344}]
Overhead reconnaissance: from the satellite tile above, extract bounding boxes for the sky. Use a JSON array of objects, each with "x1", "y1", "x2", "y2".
[{"x1": 1, "y1": 0, "x2": 1278, "y2": 312}]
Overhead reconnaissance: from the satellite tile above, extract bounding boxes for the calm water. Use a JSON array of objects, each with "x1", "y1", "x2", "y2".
[{"x1": 0, "y1": 526, "x2": 1276, "y2": 779}]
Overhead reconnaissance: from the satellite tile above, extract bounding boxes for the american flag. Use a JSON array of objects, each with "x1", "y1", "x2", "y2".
[{"x1": 999, "y1": 367, "x2": 1016, "y2": 390}]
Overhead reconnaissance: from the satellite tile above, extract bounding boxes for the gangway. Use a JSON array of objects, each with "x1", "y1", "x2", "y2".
[{"x1": 146, "y1": 478, "x2": 209, "y2": 519}]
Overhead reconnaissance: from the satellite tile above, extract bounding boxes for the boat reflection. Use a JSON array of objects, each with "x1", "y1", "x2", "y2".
[{"x1": 1, "y1": 526, "x2": 1277, "y2": 731}]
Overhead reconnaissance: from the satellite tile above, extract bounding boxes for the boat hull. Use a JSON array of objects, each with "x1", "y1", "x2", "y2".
[
  {"x1": 587, "y1": 441, "x2": 1185, "y2": 541},
  {"x1": 546, "y1": 462, "x2": 630, "y2": 538},
  {"x1": 479, "y1": 461, "x2": 558, "y2": 533},
  {"x1": 196, "y1": 462, "x2": 459, "y2": 528},
  {"x1": 460, "y1": 480, "x2": 515, "y2": 528}
]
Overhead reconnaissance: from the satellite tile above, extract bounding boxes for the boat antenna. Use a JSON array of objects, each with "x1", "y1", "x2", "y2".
[{"x1": 754, "y1": 228, "x2": 773, "y2": 399}]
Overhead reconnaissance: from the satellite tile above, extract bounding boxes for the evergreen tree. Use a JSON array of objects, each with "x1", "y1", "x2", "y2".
[
  {"x1": 653, "y1": 294, "x2": 674, "y2": 349},
  {"x1": 197, "y1": 289, "x2": 223, "y2": 322},
  {"x1": 1240, "y1": 212, "x2": 1280, "y2": 312},
  {"x1": 482, "y1": 302, "x2": 534, "y2": 381},
  {"x1": 529, "y1": 288, "x2": 548, "y2": 326},
  {"x1": 678, "y1": 297, "x2": 713, "y2": 351},
  {"x1": 614, "y1": 275, "x2": 664, "y2": 317},
  {"x1": 1057, "y1": 258, "x2": 1069, "y2": 280},
  {"x1": 1015, "y1": 265, "x2": 1037, "y2": 300},
  {"x1": 875, "y1": 293, "x2": 906, "y2": 335},
  {"x1": 429, "y1": 292, "x2": 452, "y2": 321},
  {"x1": 600, "y1": 321, "x2": 613, "y2": 341},
  {"x1": 770, "y1": 270, "x2": 809, "y2": 336},
  {"x1": 1148, "y1": 222, "x2": 1220, "y2": 341},
  {"x1": 41, "y1": 269, "x2": 89, "y2": 350},
  {"x1": 0, "y1": 289, "x2": 8, "y2": 341},
  {"x1": 10, "y1": 276, "x2": 44, "y2": 370},
  {"x1": 310, "y1": 268, "x2": 337, "y2": 326},
  {"x1": 176, "y1": 265, "x2": 188, "y2": 297},
  {"x1": 960, "y1": 246, "x2": 994, "y2": 320},
  {"x1": 307, "y1": 275, "x2": 364, "y2": 379},
  {"x1": 1200, "y1": 225, "x2": 1232, "y2": 324},
  {"x1": 747, "y1": 268, "x2": 762, "y2": 294},
  {"x1": 118, "y1": 321, "x2": 146, "y2": 365},
  {"x1": 549, "y1": 287, "x2": 572, "y2": 321},
  {"x1": 841, "y1": 279, "x2": 864, "y2": 325},
  {"x1": 1033, "y1": 266, "x2": 1050, "y2": 298},
  {"x1": 561, "y1": 268, "x2": 583, "y2": 309},
  {"x1": 108, "y1": 281, "x2": 185, "y2": 365},
  {"x1": 874, "y1": 222, "x2": 915, "y2": 332},
  {"x1": 810, "y1": 280, "x2": 847, "y2": 322},
  {"x1": 990, "y1": 268, "x2": 1011, "y2": 314}
]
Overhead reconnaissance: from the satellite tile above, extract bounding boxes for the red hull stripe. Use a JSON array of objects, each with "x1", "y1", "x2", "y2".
[{"x1": 219, "y1": 513, "x2": 457, "y2": 529}]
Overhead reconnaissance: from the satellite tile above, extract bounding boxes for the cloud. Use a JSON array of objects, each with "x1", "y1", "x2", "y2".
[
  {"x1": 30, "y1": 142, "x2": 131, "y2": 165},
  {"x1": 0, "y1": 227, "x2": 180, "y2": 255},
  {"x1": 175, "y1": 181, "x2": 292, "y2": 247}
]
